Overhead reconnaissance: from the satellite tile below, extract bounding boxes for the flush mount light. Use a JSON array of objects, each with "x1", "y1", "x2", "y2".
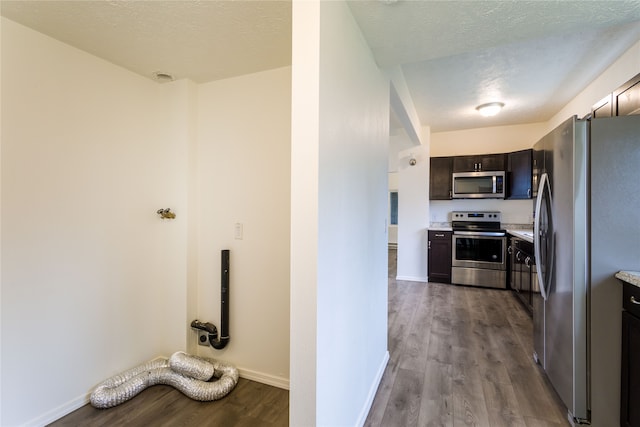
[
  {"x1": 476, "y1": 102, "x2": 505, "y2": 117},
  {"x1": 152, "y1": 71, "x2": 175, "y2": 83}
]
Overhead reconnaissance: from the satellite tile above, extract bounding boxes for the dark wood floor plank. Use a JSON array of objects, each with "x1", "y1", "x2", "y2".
[
  {"x1": 399, "y1": 284, "x2": 432, "y2": 373},
  {"x1": 380, "y1": 368, "x2": 423, "y2": 427},
  {"x1": 363, "y1": 359, "x2": 401, "y2": 427},
  {"x1": 418, "y1": 360, "x2": 453, "y2": 427},
  {"x1": 388, "y1": 281, "x2": 423, "y2": 362},
  {"x1": 365, "y1": 249, "x2": 570, "y2": 427},
  {"x1": 47, "y1": 379, "x2": 288, "y2": 427}
]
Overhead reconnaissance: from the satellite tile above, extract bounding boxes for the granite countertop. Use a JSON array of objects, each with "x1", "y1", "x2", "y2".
[
  {"x1": 615, "y1": 271, "x2": 640, "y2": 288},
  {"x1": 428, "y1": 226, "x2": 453, "y2": 231},
  {"x1": 507, "y1": 229, "x2": 534, "y2": 243},
  {"x1": 428, "y1": 222, "x2": 452, "y2": 231}
]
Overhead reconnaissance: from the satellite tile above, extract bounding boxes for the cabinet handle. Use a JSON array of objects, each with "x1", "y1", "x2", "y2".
[
  {"x1": 507, "y1": 246, "x2": 513, "y2": 254},
  {"x1": 631, "y1": 296, "x2": 640, "y2": 305},
  {"x1": 525, "y1": 257, "x2": 531, "y2": 268},
  {"x1": 435, "y1": 233, "x2": 445, "y2": 237},
  {"x1": 527, "y1": 188, "x2": 532, "y2": 198},
  {"x1": 478, "y1": 162, "x2": 482, "y2": 171},
  {"x1": 428, "y1": 241, "x2": 431, "y2": 250}
]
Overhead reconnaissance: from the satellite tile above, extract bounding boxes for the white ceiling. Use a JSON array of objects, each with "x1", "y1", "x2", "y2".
[
  {"x1": 2, "y1": 0, "x2": 640, "y2": 133},
  {"x1": 0, "y1": 1, "x2": 292, "y2": 83}
]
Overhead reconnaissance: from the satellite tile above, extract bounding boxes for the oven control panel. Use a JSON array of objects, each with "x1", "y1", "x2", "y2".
[{"x1": 451, "y1": 211, "x2": 501, "y2": 222}]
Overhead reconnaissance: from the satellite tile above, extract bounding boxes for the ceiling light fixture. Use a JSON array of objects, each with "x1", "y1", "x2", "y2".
[
  {"x1": 152, "y1": 71, "x2": 175, "y2": 83},
  {"x1": 476, "y1": 102, "x2": 504, "y2": 117}
]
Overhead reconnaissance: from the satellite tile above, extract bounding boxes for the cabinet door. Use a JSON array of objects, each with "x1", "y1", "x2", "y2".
[
  {"x1": 453, "y1": 154, "x2": 505, "y2": 172},
  {"x1": 592, "y1": 94, "x2": 613, "y2": 118},
  {"x1": 507, "y1": 149, "x2": 533, "y2": 199},
  {"x1": 452, "y1": 155, "x2": 477, "y2": 172},
  {"x1": 478, "y1": 154, "x2": 506, "y2": 171},
  {"x1": 615, "y1": 74, "x2": 640, "y2": 116},
  {"x1": 430, "y1": 157, "x2": 452, "y2": 200},
  {"x1": 428, "y1": 231, "x2": 452, "y2": 283},
  {"x1": 621, "y1": 310, "x2": 640, "y2": 427}
]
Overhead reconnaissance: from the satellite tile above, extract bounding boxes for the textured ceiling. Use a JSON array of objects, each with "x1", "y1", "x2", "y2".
[
  {"x1": 348, "y1": 0, "x2": 640, "y2": 132},
  {"x1": 0, "y1": 0, "x2": 292, "y2": 83},
  {"x1": 2, "y1": 0, "x2": 640, "y2": 133}
]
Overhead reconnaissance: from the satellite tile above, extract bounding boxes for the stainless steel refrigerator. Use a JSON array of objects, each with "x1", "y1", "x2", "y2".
[{"x1": 533, "y1": 114, "x2": 640, "y2": 426}]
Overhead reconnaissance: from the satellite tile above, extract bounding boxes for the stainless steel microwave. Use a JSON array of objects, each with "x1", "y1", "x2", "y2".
[{"x1": 452, "y1": 171, "x2": 505, "y2": 199}]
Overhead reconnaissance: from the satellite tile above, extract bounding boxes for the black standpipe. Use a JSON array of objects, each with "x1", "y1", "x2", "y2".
[
  {"x1": 190, "y1": 249, "x2": 230, "y2": 350},
  {"x1": 210, "y1": 249, "x2": 230, "y2": 349}
]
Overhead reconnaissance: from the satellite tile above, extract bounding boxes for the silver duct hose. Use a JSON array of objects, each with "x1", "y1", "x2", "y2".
[{"x1": 90, "y1": 351, "x2": 239, "y2": 409}]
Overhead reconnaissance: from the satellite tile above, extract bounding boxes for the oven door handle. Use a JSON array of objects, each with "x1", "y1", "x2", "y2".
[{"x1": 453, "y1": 231, "x2": 506, "y2": 237}]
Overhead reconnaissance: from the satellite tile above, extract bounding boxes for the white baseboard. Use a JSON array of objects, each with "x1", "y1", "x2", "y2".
[
  {"x1": 356, "y1": 350, "x2": 390, "y2": 427},
  {"x1": 24, "y1": 393, "x2": 90, "y2": 427},
  {"x1": 238, "y1": 367, "x2": 290, "y2": 390},
  {"x1": 395, "y1": 275, "x2": 427, "y2": 282}
]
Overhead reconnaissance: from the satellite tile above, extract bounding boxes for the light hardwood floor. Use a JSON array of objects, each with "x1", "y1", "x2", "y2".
[
  {"x1": 50, "y1": 249, "x2": 569, "y2": 426},
  {"x1": 364, "y1": 249, "x2": 570, "y2": 426}
]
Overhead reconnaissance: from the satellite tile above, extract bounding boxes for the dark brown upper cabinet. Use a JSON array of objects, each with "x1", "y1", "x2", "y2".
[
  {"x1": 592, "y1": 72, "x2": 640, "y2": 118},
  {"x1": 452, "y1": 154, "x2": 505, "y2": 173},
  {"x1": 430, "y1": 156, "x2": 453, "y2": 200},
  {"x1": 507, "y1": 149, "x2": 533, "y2": 199},
  {"x1": 614, "y1": 73, "x2": 640, "y2": 116},
  {"x1": 592, "y1": 94, "x2": 613, "y2": 118}
]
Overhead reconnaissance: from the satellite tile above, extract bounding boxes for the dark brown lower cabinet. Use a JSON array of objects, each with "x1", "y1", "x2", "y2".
[
  {"x1": 621, "y1": 283, "x2": 640, "y2": 427},
  {"x1": 428, "y1": 230, "x2": 452, "y2": 283}
]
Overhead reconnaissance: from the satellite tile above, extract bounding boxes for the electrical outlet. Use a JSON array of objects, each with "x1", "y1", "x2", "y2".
[{"x1": 197, "y1": 330, "x2": 209, "y2": 347}]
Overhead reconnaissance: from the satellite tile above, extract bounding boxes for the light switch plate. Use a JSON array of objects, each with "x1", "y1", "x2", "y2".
[{"x1": 234, "y1": 223, "x2": 243, "y2": 240}]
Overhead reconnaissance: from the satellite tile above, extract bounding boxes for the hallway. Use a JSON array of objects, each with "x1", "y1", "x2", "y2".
[{"x1": 365, "y1": 249, "x2": 569, "y2": 426}]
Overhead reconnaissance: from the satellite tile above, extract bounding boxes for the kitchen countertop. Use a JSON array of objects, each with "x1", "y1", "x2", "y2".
[
  {"x1": 428, "y1": 222, "x2": 452, "y2": 231},
  {"x1": 507, "y1": 229, "x2": 534, "y2": 243},
  {"x1": 615, "y1": 271, "x2": 640, "y2": 289}
]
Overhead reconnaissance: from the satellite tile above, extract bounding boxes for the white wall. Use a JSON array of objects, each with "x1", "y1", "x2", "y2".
[
  {"x1": 430, "y1": 122, "x2": 548, "y2": 156},
  {"x1": 1, "y1": 18, "x2": 189, "y2": 426},
  {"x1": 1, "y1": 17, "x2": 292, "y2": 426},
  {"x1": 196, "y1": 67, "x2": 291, "y2": 387},
  {"x1": 397, "y1": 142, "x2": 430, "y2": 282},
  {"x1": 290, "y1": 1, "x2": 320, "y2": 423},
  {"x1": 290, "y1": 1, "x2": 389, "y2": 425}
]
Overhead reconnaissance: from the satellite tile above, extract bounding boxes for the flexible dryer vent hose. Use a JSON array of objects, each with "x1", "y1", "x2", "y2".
[{"x1": 90, "y1": 351, "x2": 239, "y2": 408}]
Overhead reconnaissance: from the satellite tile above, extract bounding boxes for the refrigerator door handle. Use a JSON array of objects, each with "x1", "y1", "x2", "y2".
[{"x1": 534, "y1": 172, "x2": 551, "y2": 300}]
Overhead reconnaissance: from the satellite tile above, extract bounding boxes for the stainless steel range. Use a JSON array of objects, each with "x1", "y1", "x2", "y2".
[{"x1": 451, "y1": 211, "x2": 507, "y2": 289}]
